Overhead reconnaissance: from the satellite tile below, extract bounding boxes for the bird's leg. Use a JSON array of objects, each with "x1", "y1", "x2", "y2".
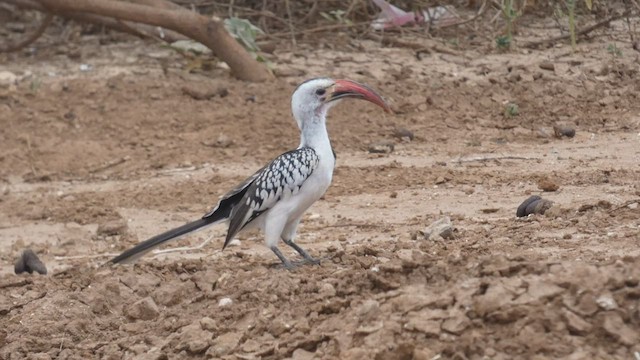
[
  {"x1": 270, "y1": 246, "x2": 296, "y2": 270},
  {"x1": 282, "y1": 238, "x2": 320, "y2": 265}
]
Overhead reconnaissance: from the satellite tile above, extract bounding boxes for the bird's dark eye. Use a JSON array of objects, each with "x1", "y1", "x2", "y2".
[{"x1": 315, "y1": 88, "x2": 326, "y2": 96}]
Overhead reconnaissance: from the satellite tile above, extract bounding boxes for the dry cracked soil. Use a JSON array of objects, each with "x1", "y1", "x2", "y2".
[{"x1": 1, "y1": 12, "x2": 640, "y2": 360}]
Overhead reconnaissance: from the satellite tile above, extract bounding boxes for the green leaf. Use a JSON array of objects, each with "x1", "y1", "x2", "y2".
[
  {"x1": 224, "y1": 17, "x2": 264, "y2": 53},
  {"x1": 584, "y1": 0, "x2": 592, "y2": 10}
]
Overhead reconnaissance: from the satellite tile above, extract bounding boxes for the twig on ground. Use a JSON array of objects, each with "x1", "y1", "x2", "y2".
[
  {"x1": 54, "y1": 253, "x2": 119, "y2": 260},
  {"x1": 0, "y1": 12, "x2": 53, "y2": 52},
  {"x1": 609, "y1": 199, "x2": 640, "y2": 212},
  {"x1": 366, "y1": 33, "x2": 469, "y2": 59},
  {"x1": 0, "y1": 278, "x2": 33, "y2": 289},
  {"x1": 525, "y1": 11, "x2": 634, "y2": 48},
  {"x1": 268, "y1": 21, "x2": 369, "y2": 38},
  {"x1": 455, "y1": 155, "x2": 538, "y2": 163},
  {"x1": 88, "y1": 156, "x2": 129, "y2": 174},
  {"x1": 152, "y1": 234, "x2": 215, "y2": 256},
  {"x1": 0, "y1": 291, "x2": 47, "y2": 315}
]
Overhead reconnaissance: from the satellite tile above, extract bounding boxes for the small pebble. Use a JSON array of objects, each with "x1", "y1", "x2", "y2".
[
  {"x1": 368, "y1": 141, "x2": 394, "y2": 154},
  {"x1": 539, "y1": 62, "x2": 555, "y2": 71},
  {"x1": 218, "y1": 297, "x2": 233, "y2": 307},
  {"x1": 226, "y1": 239, "x2": 241, "y2": 247},
  {"x1": 538, "y1": 178, "x2": 559, "y2": 192},
  {"x1": 392, "y1": 127, "x2": 414, "y2": 141},
  {"x1": 423, "y1": 217, "x2": 454, "y2": 240}
]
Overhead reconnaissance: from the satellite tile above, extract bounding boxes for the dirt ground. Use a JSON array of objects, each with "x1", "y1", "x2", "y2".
[{"x1": 1, "y1": 10, "x2": 640, "y2": 360}]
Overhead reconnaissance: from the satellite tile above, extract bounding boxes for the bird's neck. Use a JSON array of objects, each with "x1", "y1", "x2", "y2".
[{"x1": 299, "y1": 113, "x2": 331, "y2": 153}]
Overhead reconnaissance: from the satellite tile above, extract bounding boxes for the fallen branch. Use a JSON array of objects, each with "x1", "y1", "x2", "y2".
[
  {"x1": 609, "y1": 199, "x2": 640, "y2": 212},
  {"x1": 525, "y1": 11, "x2": 634, "y2": 48},
  {"x1": 3, "y1": 0, "x2": 186, "y2": 42},
  {"x1": 10, "y1": 0, "x2": 272, "y2": 82},
  {"x1": 0, "y1": 12, "x2": 52, "y2": 52},
  {"x1": 88, "y1": 156, "x2": 130, "y2": 174}
]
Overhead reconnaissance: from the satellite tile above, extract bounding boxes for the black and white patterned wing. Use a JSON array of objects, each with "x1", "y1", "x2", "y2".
[
  {"x1": 223, "y1": 147, "x2": 319, "y2": 248},
  {"x1": 201, "y1": 165, "x2": 266, "y2": 223}
]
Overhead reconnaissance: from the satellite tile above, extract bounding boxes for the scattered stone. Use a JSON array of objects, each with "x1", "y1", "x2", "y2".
[
  {"x1": 423, "y1": 216, "x2": 454, "y2": 240},
  {"x1": 553, "y1": 125, "x2": 576, "y2": 138},
  {"x1": 225, "y1": 239, "x2": 241, "y2": 247},
  {"x1": 152, "y1": 282, "x2": 188, "y2": 306},
  {"x1": 392, "y1": 127, "x2": 414, "y2": 141},
  {"x1": 404, "y1": 318, "x2": 441, "y2": 337},
  {"x1": 200, "y1": 317, "x2": 217, "y2": 332},
  {"x1": 473, "y1": 282, "x2": 515, "y2": 316},
  {"x1": 319, "y1": 283, "x2": 336, "y2": 298},
  {"x1": 543, "y1": 205, "x2": 566, "y2": 218},
  {"x1": 516, "y1": 195, "x2": 554, "y2": 217},
  {"x1": 177, "y1": 323, "x2": 211, "y2": 354},
  {"x1": 14, "y1": 249, "x2": 47, "y2": 275},
  {"x1": 181, "y1": 85, "x2": 227, "y2": 100},
  {"x1": 206, "y1": 332, "x2": 242, "y2": 358},
  {"x1": 461, "y1": 185, "x2": 475, "y2": 195},
  {"x1": 291, "y1": 348, "x2": 315, "y2": 360},
  {"x1": 441, "y1": 313, "x2": 470, "y2": 335},
  {"x1": 598, "y1": 96, "x2": 616, "y2": 106},
  {"x1": 413, "y1": 348, "x2": 437, "y2": 360},
  {"x1": 125, "y1": 297, "x2": 160, "y2": 320},
  {"x1": 203, "y1": 133, "x2": 234, "y2": 148},
  {"x1": 356, "y1": 299, "x2": 380, "y2": 319},
  {"x1": 97, "y1": 219, "x2": 128, "y2": 236},
  {"x1": 595, "y1": 293, "x2": 617, "y2": 310},
  {"x1": 539, "y1": 62, "x2": 555, "y2": 71},
  {"x1": 524, "y1": 280, "x2": 564, "y2": 302},
  {"x1": 538, "y1": 177, "x2": 559, "y2": 192},
  {"x1": 368, "y1": 141, "x2": 394, "y2": 154},
  {"x1": 218, "y1": 297, "x2": 233, "y2": 307},
  {"x1": 562, "y1": 310, "x2": 592, "y2": 335},
  {"x1": 602, "y1": 312, "x2": 638, "y2": 346},
  {"x1": 356, "y1": 321, "x2": 384, "y2": 334},
  {"x1": 0, "y1": 71, "x2": 17, "y2": 89}
]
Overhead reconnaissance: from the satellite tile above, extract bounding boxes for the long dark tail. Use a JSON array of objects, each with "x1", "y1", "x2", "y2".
[{"x1": 109, "y1": 217, "x2": 222, "y2": 264}]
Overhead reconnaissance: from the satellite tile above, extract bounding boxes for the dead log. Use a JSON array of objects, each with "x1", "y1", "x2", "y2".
[
  {"x1": 8, "y1": 0, "x2": 272, "y2": 82},
  {"x1": 3, "y1": 0, "x2": 186, "y2": 42},
  {"x1": 0, "y1": 13, "x2": 52, "y2": 52}
]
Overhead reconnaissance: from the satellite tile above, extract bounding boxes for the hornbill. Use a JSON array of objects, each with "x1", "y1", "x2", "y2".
[{"x1": 110, "y1": 78, "x2": 391, "y2": 269}]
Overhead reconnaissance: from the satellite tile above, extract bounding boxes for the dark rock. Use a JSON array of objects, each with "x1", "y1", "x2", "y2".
[
  {"x1": 14, "y1": 249, "x2": 47, "y2": 275},
  {"x1": 516, "y1": 196, "x2": 554, "y2": 217},
  {"x1": 553, "y1": 125, "x2": 576, "y2": 138}
]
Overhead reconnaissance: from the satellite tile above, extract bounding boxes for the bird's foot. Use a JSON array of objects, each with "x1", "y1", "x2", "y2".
[
  {"x1": 282, "y1": 239, "x2": 320, "y2": 266},
  {"x1": 270, "y1": 246, "x2": 298, "y2": 271},
  {"x1": 301, "y1": 256, "x2": 321, "y2": 266}
]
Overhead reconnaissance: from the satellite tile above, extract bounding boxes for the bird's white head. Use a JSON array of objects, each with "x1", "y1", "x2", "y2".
[{"x1": 291, "y1": 77, "x2": 391, "y2": 131}]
